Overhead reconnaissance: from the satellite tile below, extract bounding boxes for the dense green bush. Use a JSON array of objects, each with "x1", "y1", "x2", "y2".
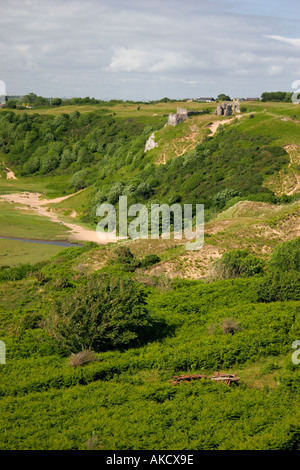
[
  {"x1": 254, "y1": 270, "x2": 300, "y2": 302},
  {"x1": 0, "y1": 264, "x2": 38, "y2": 282},
  {"x1": 43, "y1": 275, "x2": 156, "y2": 353},
  {"x1": 140, "y1": 254, "x2": 161, "y2": 268},
  {"x1": 113, "y1": 246, "x2": 141, "y2": 272},
  {"x1": 268, "y1": 237, "x2": 300, "y2": 272},
  {"x1": 211, "y1": 250, "x2": 264, "y2": 280}
]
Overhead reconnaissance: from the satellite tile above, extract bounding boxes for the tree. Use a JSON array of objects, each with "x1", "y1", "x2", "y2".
[
  {"x1": 52, "y1": 98, "x2": 62, "y2": 106},
  {"x1": 23, "y1": 92, "x2": 37, "y2": 104},
  {"x1": 5, "y1": 100, "x2": 17, "y2": 109},
  {"x1": 212, "y1": 249, "x2": 264, "y2": 279},
  {"x1": 71, "y1": 169, "x2": 89, "y2": 191},
  {"x1": 217, "y1": 93, "x2": 231, "y2": 101},
  {"x1": 43, "y1": 276, "x2": 155, "y2": 353},
  {"x1": 268, "y1": 237, "x2": 300, "y2": 272},
  {"x1": 261, "y1": 92, "x2": 292, "y2": 102}
]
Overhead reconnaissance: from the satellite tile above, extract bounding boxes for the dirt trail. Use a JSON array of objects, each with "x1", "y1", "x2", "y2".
[
  {"x1": 0, "y1": 191, "x2": 121, "y2": 244},
  {"x1": 208, "y1": 114, "x2": 243, "y2": 136}
]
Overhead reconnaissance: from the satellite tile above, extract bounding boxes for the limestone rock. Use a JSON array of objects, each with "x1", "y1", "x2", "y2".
[{"x1": 145, "y1": 132, "x2": 158, "y2": 152}]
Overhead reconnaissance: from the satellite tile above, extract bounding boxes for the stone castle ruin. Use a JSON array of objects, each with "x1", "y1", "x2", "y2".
[
  {"x1": 216, "y1": 99, "x2": 240, "y2": 117},
  {"x1": 167, "y1": 107, "x2": 200, "y2": 126}
]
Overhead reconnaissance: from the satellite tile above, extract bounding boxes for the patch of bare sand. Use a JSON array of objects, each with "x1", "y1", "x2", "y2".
[
  {"x1": 147, "y1": 244, "x2": 223, "y2": 280},
  {"x1": 208, "y1": 114, "x2": 243, "y2": 136}
]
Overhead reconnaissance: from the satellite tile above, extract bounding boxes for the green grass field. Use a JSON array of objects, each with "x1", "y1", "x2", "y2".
[
  {"x1": 0, "y1": 173, "x2": 74, "y2": 197},
  {"x1": 0, "y1": 201, "x2": 71, "y2": 240},
  {"x1": 0, "y1": 238, "x2": 66, "y2": 266}
]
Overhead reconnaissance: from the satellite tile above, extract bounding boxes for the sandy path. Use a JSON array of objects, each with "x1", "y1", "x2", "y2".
[
  {"x1": 0, "y1": 191, "x2": 121, "y2": 244},
  {"x1": 208, "y1": 114, "x2": 243, "y2": 136}
]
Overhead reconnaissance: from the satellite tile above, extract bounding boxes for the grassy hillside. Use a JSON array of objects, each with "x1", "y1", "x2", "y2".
[
  {"x1": 1, "y1": 101, "x2": 299, "y2": 230},
  {"x1": 0, "y1": 238, "x2": 299, "y2": 450},
  {"x1": 0, "y1": 100, "x2": 300, "y2": 450}
]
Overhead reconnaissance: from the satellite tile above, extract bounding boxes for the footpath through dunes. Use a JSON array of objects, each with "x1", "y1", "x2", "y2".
[{"x1": 0, "y1": 190, "x2": 122, "y2": 245}]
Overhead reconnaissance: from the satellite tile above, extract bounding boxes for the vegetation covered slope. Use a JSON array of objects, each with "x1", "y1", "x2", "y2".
[
  {"x1": 0, "y1": 238, "x2": 300, "y2": 450},
  {"x1": 1, "y1": 101, "x2": 299, "y2": 229},
  {"x1": 0, "y1": 100, "x2": 300, "y2": 450}
]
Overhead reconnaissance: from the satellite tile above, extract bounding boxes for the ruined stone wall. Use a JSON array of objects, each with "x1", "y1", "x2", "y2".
[
  {"x1": 168, "y1": 107, "x2": 189, "y2": 126},
  {"x1": 167, "y1": 107, "x2": 202, "y2": 126},
  {"x1": 216, "y1": 99, "x2": 240, "y2": 116}
]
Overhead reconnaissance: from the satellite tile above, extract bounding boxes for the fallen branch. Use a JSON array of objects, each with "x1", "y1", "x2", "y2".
[{"x1": 170, "y1": 372, "x2": 240, "y2": 386}]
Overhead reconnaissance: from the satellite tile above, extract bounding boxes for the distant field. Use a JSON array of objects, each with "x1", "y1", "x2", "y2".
[
  {"x1": 0, "y1": 201, "x2": 71, "y2": 240},
  {"x1": 1, "y1": 99, "x2": 299, "y2": 267},
  {"x1": 0, "y1": 173, "x2": 74, "y2": 197},
  {"x1": 8, "y1": 101, "x2": 217, "y2": 119},
  {"x1": 5, "y1": 99, "x2": 300, "y2": 118},
  {"x1": 0, "y1": 238, "x2": 65, "y2": 266}
]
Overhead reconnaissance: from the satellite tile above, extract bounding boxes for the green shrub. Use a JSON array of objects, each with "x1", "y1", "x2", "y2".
[
  {"x1": 254, "y1": 270, "x2": 300, "y2": 302},
  {"x1": 268, "y1": 237, "x2": 300, "y2": 272},
  {"x1": 211, "y1": 250, "x2": 264, "y2": 280},
  {"x1": 0, "y1": 264, "x2": 38, "y2": 282},
  {"x1": 43, "y1": 275, "x2": 156, "y2": 354},
  {"x1": 114, "y1": 246, "x2": 141, "y2": 272},
  {"x1": 71, "y1": 169, "x2": 89, "y2": 191},
  {"x1": 19, "y1": 313, "x2": 43, "y2": 330},
  {"x1": 140, "y1": 254, "x2": 161, "y2": 268}
]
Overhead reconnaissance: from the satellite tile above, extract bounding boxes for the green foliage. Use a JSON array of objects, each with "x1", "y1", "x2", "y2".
[
  {"x1": 71, "y1": 169, "x2": 89, "y2": 191},
  {"x1": 0, "y1": 263, "x2": 38, "y2": 282},
  {"x1": 268, "y1": 237, "x2": 300, "y2": 272},
  {"x1": 217, "y1": 93, "x2": 231, "y2": 101},
  {"x1": 0, "y1": 268, "x2": 300, "y2": 449},
  {"x1": 113, "y1": 246, "x2": 141, "y2": 272},
  {"x1": 140, "y1": 254, "x2": 161, "y2": 268},
  {"x1": 252, "y1": 239, "x2": 300, "y2": 302},
  {"x1": 261, "y1": 92, "x2": 292, "y2": 102},
  {"x1": 43, "y1": 275, "x2": 156, "y2": 353},
  {"x1": 212, "y1": 250, "x2": 265, "y2": 279},
  {"x1": 211, "y1": 188, "x2": 239, "y2": 210},
  {"x1": 254, "y1": 270, "x2": 300, "y2": 302}
]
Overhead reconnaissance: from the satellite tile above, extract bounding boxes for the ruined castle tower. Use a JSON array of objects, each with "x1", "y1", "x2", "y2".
[
  {"x1": 216, "y1": 99, "x2": 240, "y2": 116},
  {"x1": 168, "y1": 107, "x2": 189, "y2": 126}
]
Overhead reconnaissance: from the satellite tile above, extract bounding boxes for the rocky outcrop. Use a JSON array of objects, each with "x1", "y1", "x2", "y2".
[{"x1": 145, "y1": 132, "x2": 158, "y2": 152}]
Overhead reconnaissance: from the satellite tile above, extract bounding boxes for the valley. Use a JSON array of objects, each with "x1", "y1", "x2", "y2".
[{"x1": 0, "y1": 99, "x2": 299, "y2": 451}]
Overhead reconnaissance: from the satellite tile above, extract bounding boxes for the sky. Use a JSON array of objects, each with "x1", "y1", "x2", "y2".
[{"x1": 1, "y1": 0, "x2": 300, "y2": 101}]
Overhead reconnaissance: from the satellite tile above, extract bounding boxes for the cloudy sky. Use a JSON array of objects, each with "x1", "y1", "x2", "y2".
[{"x1": 1, "y1": 0, "x2": 300, "y2": 100}]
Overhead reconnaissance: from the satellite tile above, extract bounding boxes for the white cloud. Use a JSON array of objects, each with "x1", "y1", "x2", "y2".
[
  {"x1": 266, "y1": 35, "x2": 300, "y2": 48},
  {"x1": 106, "y1": 47, "x2": 195, "y2": 73},
  {"x1": 267, "y1": 65, "x2": 283, "y2": 76},
  {"x1": 1, "y1": 0, "x2": 299, "y2": 99}
]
